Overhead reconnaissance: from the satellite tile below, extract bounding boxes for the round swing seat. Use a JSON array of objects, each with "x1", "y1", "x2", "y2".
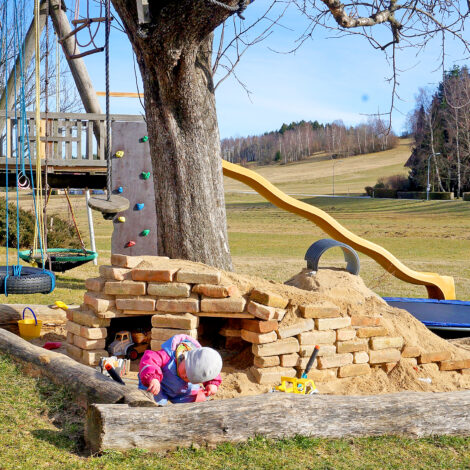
[
  {"x1": 87, "y1": 194, "x2": 130, "y2": 219},
  {"x1": 0, "y1": 266, "x2": 55, "y2": 295},
  {"x1": 19, "y1": 249, "x2": 98, "y2": 273}
]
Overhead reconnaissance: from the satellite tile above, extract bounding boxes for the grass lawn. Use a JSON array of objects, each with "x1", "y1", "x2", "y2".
[{"x1": 1, "y1": 139, "x2": 470, "y2": 467}]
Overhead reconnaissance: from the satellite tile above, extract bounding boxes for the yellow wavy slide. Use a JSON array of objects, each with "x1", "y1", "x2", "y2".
[{"x1": 222, "y1": 160, "x2": 455, "y2": 300}]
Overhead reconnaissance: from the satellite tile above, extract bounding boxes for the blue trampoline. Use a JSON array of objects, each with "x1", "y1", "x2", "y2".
[{"x1": 384, "y1": 297, "x2": 470, "y2": 331}]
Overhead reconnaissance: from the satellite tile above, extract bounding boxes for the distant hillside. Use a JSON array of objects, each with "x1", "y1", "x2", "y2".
[
  {"x1": 223, "y1": 138, "x2": 412, "y2": 196},
  {"x1": 221, "y1": 118, "x2": 398, "y2": 166}
]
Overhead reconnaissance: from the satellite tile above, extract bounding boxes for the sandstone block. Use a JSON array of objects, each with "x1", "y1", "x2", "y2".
[
  {"x1": 157, "y1": 297, "x2": 199, "y2": 313},
  {"x1": 104, "y1": 280, "x2": 146, "y2": 296},
  {"x1": 254, "y1": 355, "x2": 280, "y2": 368},
  {"x1": 116, "y1": 297, "x2": 156, "y2": 311},
  {"x1": 79, "y1": 326, "x2": 107, "y2": 340},
  {"x1": 439, "y1": 359, "x2": 470, "y2": 371},
  {"x1": 65, "y1": 320, "x2": 81, "y2": 336},
  {"x1": 66, "y1": 344, "x2": 83, "y2": 361},
  {"x1": 66, "y1": 309, "x2": 74, "y2": 321},
  {"x1": 219, "y1": 328, "x2": 241, "y2": 337},
  {"x1": 296, "y1": 356, "x2": 318, "y2": 370},
  {"x1": 401, "y1": 346, "x2": 421, "y2": 358},
  {"x1": 355, "y1": 327, "x2": 388, "y2": 338},
  {"x1": 132, "y1": 267, "x2": 178, "y2": 282},
  {"x1": 66, "y1": 332, "x2": 74, "y2": 345},
  {"x1": 176, "y1": 270, "x2": 221, "y2": 285},
  {"x1": 382, "y1": 363, "x2": 398, "y2": 373},
  {"x1": 83, "y1": 292, "x2": 115, "y2": 313},
  {"x1": 317, "y1": 353, "x2": 353, "y2": 369},
  {"x1": 82, "y1": 349, "x2": 109, "y2": 366},
  {"x1": 151, "y1": 313, "x2": 198, "y2": 330},
  {"x1": 247, "y1": 301, "x2": 276, "y2": 320},
  {"x1": 192, "y1": 284, "x2": 239, "y2": 298},
  {"x1": 201, "y1": 297, "x2": 245, "y2": 313},
  {"x1": 277, "y1": 319, "x2": 314, "y2": 339},
  {"x1": 250, "y1": 366, "x2": 296, "y2": 384},
  {"x1": 241, "y1": 319, "x2": 278, "y2": 334},
  {"x1": 150, "y1": 340, "x2": 164, "y2": 351},
  {"x1": 147, "y1": 282, "x2": 191, "y2": 298},
  {"x1": 353, "y1": 351, "x2": 369, "y2": 364},
  {"x1": 298, "y1": 330, "x2": 336, "y2": 345},
  {"x1": 370, "y1": 336, "x2": 404, "y2": 350},
  {"x1": 85, "y1": 277, "x2": 105, "y2": 292},
  {"x1": 299, "y1": 344, "x2": 336, "y2": 357},
  {"x1": 151, "y1": 328, "x2": 198, "y2": 341},
  {"x1": 272, "y1": 308, "x2": 287, "y2": 321},
  {"x1": 99, "y1": 265, "x2": 132, "y2": 280},
  {"x1": 419, "y1": 351, "x2": 452, "y2": 364},
  {"x1": 338, "y1": 363, "x2": 371, "y2": 378},
  {"x1": 73, "y1": 336, "x2": 106, "y2": 350},
  {"x1": 280, "y1": 353, "x2": 300, "y2": 368},
  {"x1": 72, "y1": 309, "x2": 111, "y2": 328},
  {"x1": 316, "y1": 317, "x2": 351, "y2": 330},
  {"x1": 249, "y1": 289, "x2": 288, "y2": 309},
  {"x1": 337, "y1": 328, "x2": 356, "y2": 341},
  {"x1": 111, "y1": 254, "x2": 170, "y2": 268},
  {"x1": 336, "y1": 339, "x2": 368, "y2": 354},
  {"x1": 368, "y1": 348, "x2": 401, "y2": 364},
  {"x1": 300, "y1": 301, "x2": 340, "y2": 319},
  {"x1": 252, "y1": 337, "x2": 299, "y2": 357},
  {"x1": 301, "y1": 368, "x2": 338, "y2": 381},
  {"x1": 350, "y1": 315, "x2": 382, "y2": 327},
  {"x1": 241, "y1": 329, "x2": 277, "y2": 344}
]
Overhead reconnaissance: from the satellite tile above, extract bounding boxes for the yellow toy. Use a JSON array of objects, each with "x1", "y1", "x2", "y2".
[
  {"x1": 274, "y1": 345, "x2": 320, "y2": 394},
  {"x1": 54, "y1": 300, "x2": 68, "y2": 310}
]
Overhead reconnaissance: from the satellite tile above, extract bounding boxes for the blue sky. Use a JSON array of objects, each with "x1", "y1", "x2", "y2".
[{"x1": 75, "y1": 1, "x2": 468, "y2": 139}]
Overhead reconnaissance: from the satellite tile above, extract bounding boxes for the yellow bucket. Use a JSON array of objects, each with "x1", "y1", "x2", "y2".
[{"x1": 18, "y1": 307, "x2": 42, "y2": 341}]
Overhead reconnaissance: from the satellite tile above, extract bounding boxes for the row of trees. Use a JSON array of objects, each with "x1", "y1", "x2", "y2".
[
  {"x1": 407, "y1": 66, "x2": 470, "y2": 196},
  {"x1": 221, "y1": 117, "x2": 398, "y2": 165}
]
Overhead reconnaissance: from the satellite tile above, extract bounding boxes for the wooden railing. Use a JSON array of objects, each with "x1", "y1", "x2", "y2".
[{"x1": 0, "y1": 112, "x2": 144, "y2": 170}]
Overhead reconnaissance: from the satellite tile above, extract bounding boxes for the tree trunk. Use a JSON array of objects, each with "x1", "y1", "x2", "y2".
[
  {"x1": 86, "y1": 390, "x2": 470, "y2": 453},
  {"x1": 111, "y1": 1, "x2": 233, "y2": 271}
]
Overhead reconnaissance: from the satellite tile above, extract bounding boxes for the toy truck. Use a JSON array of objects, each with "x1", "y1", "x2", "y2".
[{"x1": 108, "y1": 330, "x2": 149, "y2": 360}]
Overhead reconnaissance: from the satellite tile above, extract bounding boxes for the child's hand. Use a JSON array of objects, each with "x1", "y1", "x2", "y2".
[
  {"x1": 147, "y1": 379, "x2": 161, "y2": 396},
  {"x1": 205, "y1": 384, "x2": 218, "y2": 396}
]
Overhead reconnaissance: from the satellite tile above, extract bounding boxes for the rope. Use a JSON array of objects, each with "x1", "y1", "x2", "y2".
[
  {"x1": 206, "y1": 0, "x2": 251, "y2": 19},
  {"x1": 64, "y1": 188, "x2": 87, "y2": 251},
  {"x1": 105, "y1": 0, "x2": 112, "y2": 200}
]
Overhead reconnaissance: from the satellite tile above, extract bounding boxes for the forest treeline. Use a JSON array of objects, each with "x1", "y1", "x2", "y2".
[
  {"x1": 405, "y1": 66, "x2": 470, "y2": 196},
  {"x1": 221, "y1": 117, "x2": 398, "y2": 165}
]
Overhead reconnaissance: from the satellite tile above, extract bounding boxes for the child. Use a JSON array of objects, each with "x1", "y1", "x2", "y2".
[{"x1": 138, "y1": 334, "x2": 222, "y2": 405}]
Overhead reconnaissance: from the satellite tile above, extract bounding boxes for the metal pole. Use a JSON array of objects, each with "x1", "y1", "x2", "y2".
[
  {"x1": 85, "y1": 189, "x2": 98, "y2": 265},
  {"x1": 333, "y1": 162, "x2": 335, "y2": 197}
]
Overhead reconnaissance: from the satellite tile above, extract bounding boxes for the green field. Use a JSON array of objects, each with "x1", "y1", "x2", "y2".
[{"x1": 1, "y1": 139, "x2": 470, "y2": 467}]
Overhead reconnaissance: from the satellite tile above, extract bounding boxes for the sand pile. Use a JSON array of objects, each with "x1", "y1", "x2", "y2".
[{"x1": 214, "y1": 268, "x2": 470, "y2": 398}]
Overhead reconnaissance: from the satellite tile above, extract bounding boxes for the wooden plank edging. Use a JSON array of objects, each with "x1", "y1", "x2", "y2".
[{"x1": 86, "y1": 389, "x2": 470, "y2": 453}]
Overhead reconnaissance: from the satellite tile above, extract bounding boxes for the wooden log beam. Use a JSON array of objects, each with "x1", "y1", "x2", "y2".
[
  {"x1": 86, "y1": 390, "x2": 470, "y2": 453},
  {"x1": 0, "y1": 303, "x2": 70, "y2": 334},
  {"x1": 49, "y1": 0, "x2": 103, "y2": 140},
  {"x1": 0, "y1": 329, "x2": 155, "y2": 408}
]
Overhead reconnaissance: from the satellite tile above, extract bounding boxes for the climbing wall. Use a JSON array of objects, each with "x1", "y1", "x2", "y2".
[{"x1": 111, "y1": 121, "x2": 158, "y2": 256}]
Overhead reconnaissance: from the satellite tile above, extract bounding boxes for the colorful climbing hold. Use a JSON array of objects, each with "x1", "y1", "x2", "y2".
[
  {"x1": 115, "y1": 150, "x2": 125, "y2": 158},
  {"x1": 126, "y1": 241, "x2": 136, "y2": 248},
  {"x1": 135, "y1": 203, "x2": 145, "y2": 210},
  {"x1": 117, "y1": 216, "x2": 126, "y2": 223},
  {"x1": 141, "y1": 171, "x2": 151, "y2": 180},
  {"x1": 141, "y1": 229, "x2": 150, "y2": 236},
  {"x1": 141, "y1": 135, "x2": 149, "y2": 142},
  {"x1": 116, "y1": 186, "x2": 123, "y2": 193}
]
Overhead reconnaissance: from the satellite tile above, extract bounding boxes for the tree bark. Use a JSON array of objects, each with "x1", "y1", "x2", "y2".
[
  {"x1": 86, "y1": 390, "x2": 470, "y2": 453},
  {"x1": 111, "y1": 1, "x2": 234, "y2": 270}
]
